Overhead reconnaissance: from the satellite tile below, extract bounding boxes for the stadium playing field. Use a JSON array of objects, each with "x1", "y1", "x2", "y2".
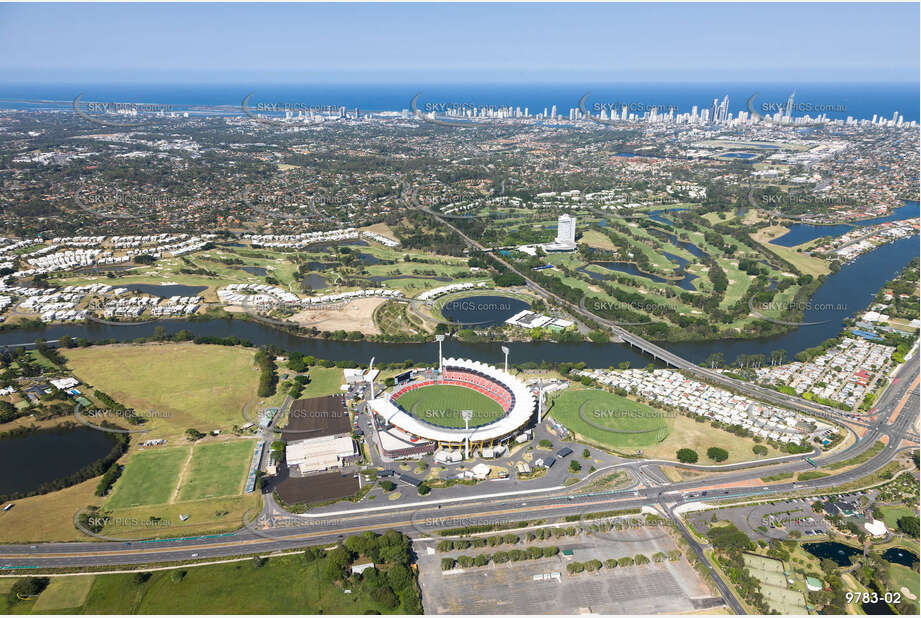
[
  {"x1": 176, "y1": 440, "x2": 255, "y2": 501},
  {"x1": 548, "y1": 390, "x2": 669, "y2": 448},
  {"x1": 394, "y1": 384, "x2": 506, "y2": 428}
]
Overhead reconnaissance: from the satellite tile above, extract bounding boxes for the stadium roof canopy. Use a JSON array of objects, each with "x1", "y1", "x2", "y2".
[{"x1": 368, "y1": 357, "x2": 535, "y2": 443}]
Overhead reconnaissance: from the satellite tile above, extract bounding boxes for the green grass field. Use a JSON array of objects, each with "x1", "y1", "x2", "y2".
[
  {"x1": 106, "y1": 447, "x2": 190, "y2": 509},
  {"x1": 395, "y1": 384, "x2": 505, "y2": 428},
  {"x1": 879, "y1": 505, "x2": 917, "y2": 530},
  {"x1": 31, "y1": 575, "x2": 96, "y2": 612},
  {"x1": 65, "y1": 343, "x2": 262, "y2": 438},
  {"x1": 890, "y1": 563, "x2": 920, "y2": 599},
  {"x1": 548, "y1": 389, "x2": 668, "y2": 447},
  {"x1": 548, "y1": 387, "x2": 780, "y2": 462},
  {"x1": 177, "y1": 440, "x2": 254, "y2": 501},
  {"x1": 66, "y1": 552, "x2": 415, "y2": 614}
]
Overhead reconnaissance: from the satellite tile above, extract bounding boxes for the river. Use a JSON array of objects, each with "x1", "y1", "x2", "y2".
[
  {"x1": 770, "y1": 200, "x2": 919, "y2": 247},
  {"x1": 0, "y1": 233, "x2": 916, "y2": 367}
]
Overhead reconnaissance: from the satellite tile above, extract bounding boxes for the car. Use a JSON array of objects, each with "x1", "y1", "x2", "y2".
[{"x1": 191, "y1": 553, "x2": 199, "y2": 557}]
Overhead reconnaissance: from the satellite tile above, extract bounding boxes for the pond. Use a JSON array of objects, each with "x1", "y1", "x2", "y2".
[
  {"x1": 239, "y1": 266, "x2": 267, "y2": 276},
  {"x1": 123, "y1": 283, "x2": 206, "y2": 297},
  {"x1": 881, "y1": 547, "x2": 918, "y2": 567},
  {"x1": 717, "y1": 152, "x2": 757, "y2": 159},
  {"x1": 0, "y1": 426, "x2": 116, "y2": 496},
  {"x1": 862, "y1": 582, "x2": 896, "y2": 615},
  {"x1": 647, "y1": 208, "x2": 688, "y2": 226},
  {"x1": 801, "y1": 541, "x2": 862, "y2": 566},
  {"x1": 301, "y1": 273, "x2": 329, "y2": 291},
  {"x1": 357, "y1": 252, "x2": 381, "y2": 265},
  {"x1": 440, "y1": 295, "x2": 531, "y2": 327},
  {"x1": 577, "y1": 260, "x2": 695, "y2": 290}
]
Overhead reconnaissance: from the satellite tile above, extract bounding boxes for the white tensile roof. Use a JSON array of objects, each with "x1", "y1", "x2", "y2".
[{"x1": 368, "y1": 357, "x2": 534, "y2": 443}]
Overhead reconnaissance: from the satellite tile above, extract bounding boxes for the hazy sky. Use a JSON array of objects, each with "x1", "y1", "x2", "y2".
[{"x1": 0, "y1": 2, "x2": 918, "y2": 82}]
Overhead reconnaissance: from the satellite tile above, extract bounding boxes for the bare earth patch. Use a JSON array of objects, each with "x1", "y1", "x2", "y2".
[
  {"x1": 291, "y1": 297, "x2": 386, "y2": 334},
  {"x1": 360, "y1": 222, "x2": 399, "y2": 244}
]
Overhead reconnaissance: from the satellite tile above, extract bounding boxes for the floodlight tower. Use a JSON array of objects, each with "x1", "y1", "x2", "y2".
[
  {"x1": 536, "y1": 378, "x2": 544, "y2": 424},
  {"x1": 367, "y1": 357, "x2": 375, "y2": 400},
  {"x1": 435, "y1": 334, "x2": 445, "y2": 375},
  {"x1": 501, "y1": 346, "x2": 510, "y2": 374},
  {"x1": 462, "y1": 409, "x2": 473, "y2": 459}
]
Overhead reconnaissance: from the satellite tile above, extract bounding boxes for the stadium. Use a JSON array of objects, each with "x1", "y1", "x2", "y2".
[{"x1": 368, "y1": 357, "x2": 535, "y2": 456}]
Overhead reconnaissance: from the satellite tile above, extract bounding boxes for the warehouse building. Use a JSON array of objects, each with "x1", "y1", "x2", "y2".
[{"x1": 283, "y1": 395, "x2": 357, "y2": 474}]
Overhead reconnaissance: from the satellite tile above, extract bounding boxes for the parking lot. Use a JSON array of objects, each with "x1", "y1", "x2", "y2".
[
  {"x1": 687, "y1": 498, "x2": 829, "y2": 541},
  {"x1": 415, "y1": 527, "x2": 720, "y2": 614}
]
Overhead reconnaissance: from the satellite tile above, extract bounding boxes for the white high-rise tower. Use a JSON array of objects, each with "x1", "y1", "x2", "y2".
[{"x1": 556, "y1": 214, "x2": 576, "y2": 246}]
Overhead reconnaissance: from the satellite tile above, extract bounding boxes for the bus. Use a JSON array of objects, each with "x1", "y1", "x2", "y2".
[{"x1": 804, "y1": 457, "x2": 818, "y2": 467}]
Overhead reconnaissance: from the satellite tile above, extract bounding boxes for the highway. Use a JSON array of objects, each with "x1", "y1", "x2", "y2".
[
  {"x1": 405, "y1": 195, "x2": 873, "y2": 427},
  {"x1": 0, "y1": 199, "x2": 915, "y2": 616},
  {"x1": 0, "y1": 354, "x2": 916, "y2": 573}
]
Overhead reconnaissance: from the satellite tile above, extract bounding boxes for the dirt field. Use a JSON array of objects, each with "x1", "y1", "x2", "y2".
[
  {"x1": 360, "y1": 222, "x2": 399, "y2": 244},
  {"x1": 291, "y1": 297, "x2": 386, "y2": 334},
  {"x1": 0, "y1": 477, "x2": 99, "y2": 543}
]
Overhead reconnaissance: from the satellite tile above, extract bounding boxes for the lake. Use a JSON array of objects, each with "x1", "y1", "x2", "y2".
[
  {"x1": 801, "y1": 541, "x2": 861, "y2": 566},
  {"x1": 440, "y1": 295, "x2": 530, "y2": 327},
  {"x1": 0, "y1": 427, "x2": 116, "y2": 496}
]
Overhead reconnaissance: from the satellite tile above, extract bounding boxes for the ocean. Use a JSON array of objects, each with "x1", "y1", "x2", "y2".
[{"x1": 0, "y1": 82, "x2": 918, "y2": 122}]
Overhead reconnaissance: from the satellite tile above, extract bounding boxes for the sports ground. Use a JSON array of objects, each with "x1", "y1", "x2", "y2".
[
  {"x1": 549, "y1": 389, "x2": 782, "y2": 462},
  {"x1": 107, "y1": 440, "x2": 255, "y2": 509},
  {"x1": 548, "y1": 389, "x2": 669, "y2": 448},
  {"x1": 394, "y1": 384, "x2": 506, "y2": 428}
]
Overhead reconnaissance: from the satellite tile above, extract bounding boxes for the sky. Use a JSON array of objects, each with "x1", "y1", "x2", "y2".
[{"x1": 0, "y1": 2, "x2": 918, "y2": 83}]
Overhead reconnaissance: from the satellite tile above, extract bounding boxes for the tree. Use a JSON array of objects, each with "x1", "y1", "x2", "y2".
[
  {"x1": 568, "y1": 460, "x2": 582, "y2": 473},
  {"x1": 10, "y1": 577, "x2": 49, "y2": 601},
  {"x1": 541, "y1": 546, "x2": 558, "y2": 558},
  {"x1": 370, "y1": 585, "x2": 399, "y2": 610},
  {"x1": 707, "y1": 447, "x2": 729, "y2": 462},
  {"x1": 897, "y1": 515, "x2": 919, "y2": 538},
  {"x1": 676, "y1": 448, "x2": 698, "y2": 463},
  {"x1": 417, "y1": 483, "x2": 431, "y2": 496},
  {"x1": 132, "y1": 572, "x2": 152, "y2": 585},
  {"x1": 752, "y1": 444, "x2": 768, "y2": 456},
  {"x1": 379, "y1": 480, "x2": 396, "y2": 492},
  {"x1": 706, "y1": 522, "x2": 754, "y2": 553},
  {"x1": 440, "y1": 558, "x2": 455, "y2": 571},
  {"x1": 325, "y1": 545, "x2": 354, "y2": 581},
  {"x1": 567, "y1": 562, "x2": 584, "y2": 574},
  {"x1": 582, "y1": 449, "x2": 591, "y2": 458}
]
